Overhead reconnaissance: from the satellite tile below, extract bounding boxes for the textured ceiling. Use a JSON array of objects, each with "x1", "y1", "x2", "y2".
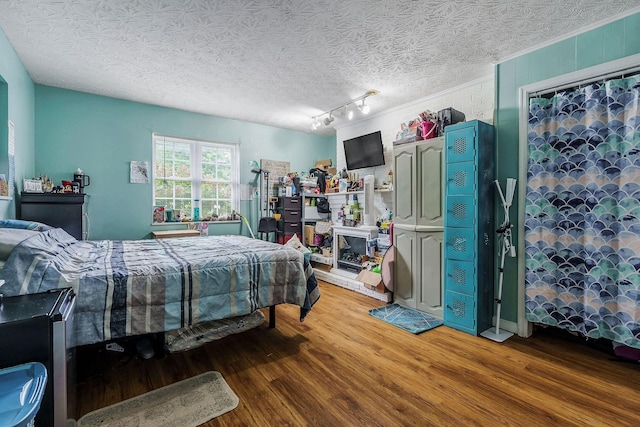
[{"x1": 0, "y1": 1, "x2": 638, "y2": 136}]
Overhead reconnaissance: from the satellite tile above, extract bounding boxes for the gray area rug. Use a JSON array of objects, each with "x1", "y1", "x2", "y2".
[
  {"x1": 369, "y1": 303, "x2": 443, "y2": 334},
  {"x1": 77, "y1": 371, "x2": 239, "y2": 427}
]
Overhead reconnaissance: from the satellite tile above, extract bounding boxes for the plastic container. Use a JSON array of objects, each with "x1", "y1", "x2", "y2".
[
  {"x1": 193, "y1": 199, "x2": 200, "y2": 221},
  {"x1": 0, "y1": 362, "x2": 48, "y2": 427}
]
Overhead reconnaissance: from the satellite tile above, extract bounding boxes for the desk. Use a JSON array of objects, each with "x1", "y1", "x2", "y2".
[{"x1": 152, "y1": 229, "x2": 201, "y2": 239}]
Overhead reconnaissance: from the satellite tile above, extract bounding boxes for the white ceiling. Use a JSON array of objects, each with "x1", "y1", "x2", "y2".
[{"x1": 0, "y1": 1, "x2": 638, "y2": 136}]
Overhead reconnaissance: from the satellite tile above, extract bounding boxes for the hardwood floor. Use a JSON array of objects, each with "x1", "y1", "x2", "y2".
[{"x1": 75, "y1": 281, "x2": 640, "y2": 426}]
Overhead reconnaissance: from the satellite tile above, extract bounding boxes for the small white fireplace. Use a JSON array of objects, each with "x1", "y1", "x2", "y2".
[{"x1": 330, "y1": 225, "x2": 378, "y2": 278}]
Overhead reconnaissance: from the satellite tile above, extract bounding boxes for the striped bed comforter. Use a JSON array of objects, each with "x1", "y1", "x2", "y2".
[{"x1": 0, "y1": 228, "x2": 320, "y2": 346}]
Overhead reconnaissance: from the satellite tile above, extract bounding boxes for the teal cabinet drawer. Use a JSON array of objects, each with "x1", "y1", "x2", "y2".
[
  {"x1": 446, "y1": 161, "x2": 475, "y2": 195},
  {"x1": 444, "y1": 291, "x2": 477, "y2": 333},
  {"x1": 445, "y1": 195, "x2": 475, "y2": 228},
  {"x1": 444, "y1": 227, "x2": 475, "y2": 262},
  {"x1": 445, "y1": 126, "x2": 476, "y2": 163},
  {"x1": 445, "y1": 259, "x2": 476, "y2": 295}
]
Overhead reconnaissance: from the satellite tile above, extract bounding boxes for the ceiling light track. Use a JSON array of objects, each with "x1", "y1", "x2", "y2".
[{"x1": 311, "y1": 89, "x2": 379, "y2": 130}]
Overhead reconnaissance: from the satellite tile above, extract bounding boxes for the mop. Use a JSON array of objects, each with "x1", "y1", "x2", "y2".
[{"x1": 481, "y1": 178, "x2": 517, "y2": 343}]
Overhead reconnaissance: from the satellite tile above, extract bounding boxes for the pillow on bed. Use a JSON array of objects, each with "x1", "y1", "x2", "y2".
[
  {"x1": 0, "y1": 219, "x2": 52, "y2": 231},
  {"x1": 0, "y1": 228, "x2": 39, "y2": 260}
]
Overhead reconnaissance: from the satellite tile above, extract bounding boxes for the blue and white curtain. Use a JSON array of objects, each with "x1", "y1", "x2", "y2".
[{"x1": 525, "y1": 73, "x2": 640, "y2": 349}]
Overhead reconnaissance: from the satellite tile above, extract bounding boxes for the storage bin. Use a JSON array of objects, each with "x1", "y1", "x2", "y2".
[{"x1": 0, "y1": 362, "x2": 47, "y2": 427}]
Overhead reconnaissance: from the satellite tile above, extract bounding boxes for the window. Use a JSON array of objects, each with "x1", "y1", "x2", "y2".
[{"x1": 152, "y1": 134, "x2": 239, "y2": 222}]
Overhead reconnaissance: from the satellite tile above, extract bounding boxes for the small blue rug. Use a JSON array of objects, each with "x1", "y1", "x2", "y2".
[{"x1": 368, "y1": 304, "x2": 443, "y2": 334}]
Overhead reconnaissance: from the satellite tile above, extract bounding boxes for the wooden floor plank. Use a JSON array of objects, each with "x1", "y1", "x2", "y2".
[{"x1": 75, "y1": 281, "x2": 640, "y2": 426}]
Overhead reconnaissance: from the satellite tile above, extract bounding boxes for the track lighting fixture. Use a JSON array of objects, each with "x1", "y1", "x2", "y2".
[{"x1": 310, "y1": 89, "x2": 379, "y2": 130}]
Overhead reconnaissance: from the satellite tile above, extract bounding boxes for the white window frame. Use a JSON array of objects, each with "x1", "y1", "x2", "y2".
[{"x1": 152, "y1": 133, "x2": 240, "y2": 222}]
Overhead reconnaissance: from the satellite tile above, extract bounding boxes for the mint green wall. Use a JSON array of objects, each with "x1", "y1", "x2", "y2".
[
  {"x1": 34, "y1": 86, "x2": 335, "y2": 240},
  {"x1": 0, "y1": 27, "x2": 35, "y2": 219},
  {"x1": 495, "y1": 13, "x2": 640, "y2": 323}
]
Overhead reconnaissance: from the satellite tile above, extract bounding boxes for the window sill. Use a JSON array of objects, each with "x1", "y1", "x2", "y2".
[{"x1": 151, "y1": 220, "x2": 241, "y2": 226}]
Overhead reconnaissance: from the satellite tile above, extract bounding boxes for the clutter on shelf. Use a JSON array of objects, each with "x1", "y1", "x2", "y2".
[{"x1": 393, "y1": 107, "x2": 465, "y2": 145}]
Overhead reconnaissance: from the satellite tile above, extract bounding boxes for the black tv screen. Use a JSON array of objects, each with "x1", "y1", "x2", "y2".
[{"x1": 343, "y1": 131, "x2": 385, "y2": 170}]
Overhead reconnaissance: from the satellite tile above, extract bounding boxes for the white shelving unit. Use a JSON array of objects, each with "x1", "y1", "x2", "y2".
[
  {"x1": 307, "y1": 190, "x2": 393, "y2": 303},
  {"x1": 300, "y1": 192, "x2": 330, "y2": 247}
]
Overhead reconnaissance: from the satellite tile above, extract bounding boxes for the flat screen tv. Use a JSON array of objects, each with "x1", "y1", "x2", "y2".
[{"x1": 343, "y1": 131, "x2": 385, "y2": 170}]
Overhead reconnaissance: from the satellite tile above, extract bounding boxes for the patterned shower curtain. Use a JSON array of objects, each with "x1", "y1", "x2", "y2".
[{"x1": 525, "y1": 73, "x2": 640, "y2": 349}]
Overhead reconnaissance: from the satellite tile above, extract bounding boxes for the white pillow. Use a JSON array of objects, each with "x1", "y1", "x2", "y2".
[{"x1": 0, "y1": 228, "x2": 39, "y2": 260}]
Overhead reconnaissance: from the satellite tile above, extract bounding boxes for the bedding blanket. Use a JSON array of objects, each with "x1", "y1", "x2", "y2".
[{"x1": 0, "y1": 229, "x2": 320, "y2": 346}]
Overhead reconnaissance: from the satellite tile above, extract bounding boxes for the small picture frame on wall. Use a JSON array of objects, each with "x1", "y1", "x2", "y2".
[
  {"x1": 0, "y1": 174, "x2": 7, "y2": 197},
  {"x1": 130, "y1": 161, "x2": 149, "y2": 184}
]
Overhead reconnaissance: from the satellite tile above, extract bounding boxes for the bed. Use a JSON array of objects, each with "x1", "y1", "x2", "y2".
[{"x1": 0, "y1": 226, "x2": 320, "y2": 347}]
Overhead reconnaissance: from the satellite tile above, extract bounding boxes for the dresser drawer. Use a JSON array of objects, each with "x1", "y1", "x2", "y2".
[
  {"x1": 283, "y1": 208, "x2": 301, "y2": 221},
  {"x1": 280, "y1": 196, "x2": 302, "y2": 210},
  {"x1": 284, "y1": 221, "x2": 302, "y2": 234}
]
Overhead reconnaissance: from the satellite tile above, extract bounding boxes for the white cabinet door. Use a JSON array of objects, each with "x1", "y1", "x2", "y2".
[
  {"x1": 416, "y1": 139, "x2": 444, "y2": 227},
  {"x1": 416, "y1": 231, "x2": 444, "y2": 317},
  {"x1": 393, "y1": 227, "x2": 417, "y2": 308}
]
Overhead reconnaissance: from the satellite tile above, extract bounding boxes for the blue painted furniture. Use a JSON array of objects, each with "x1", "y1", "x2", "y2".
[{"x1": 443, "y1": 120, "x2": 495, "y2": 335}]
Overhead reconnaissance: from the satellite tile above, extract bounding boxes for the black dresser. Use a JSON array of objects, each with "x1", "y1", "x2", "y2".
[
  {"x1": 20, "y1": 192, "x2": 87, "y2": 240},
  {"x1": 277, "y1": 196, "x2": 302, "y2": 244}
]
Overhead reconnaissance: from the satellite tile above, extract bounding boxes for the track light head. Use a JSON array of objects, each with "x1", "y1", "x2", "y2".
[
  {"x1": 324, "y1": 114, "x2": 335, "y2": 126},
  {"x1": 347, "y1": 104, "x2": 354, "y2": 120},
  {"x1": 358, "y1": 98, "x2": 370, "y2": 114}
]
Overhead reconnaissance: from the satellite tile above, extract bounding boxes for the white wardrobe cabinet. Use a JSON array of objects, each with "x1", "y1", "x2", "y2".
[{"x1": 392, "y1": 137, "x2": 444, "y2": 317}]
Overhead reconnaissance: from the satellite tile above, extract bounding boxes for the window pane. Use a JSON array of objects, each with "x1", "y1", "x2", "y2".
[
  {"x1": 201, "y1": 182, "x2": 215, "y2": 198},
  {"x1": 155, "y1": 143, "x2": 168, "y2": 179},
  {"x1": 154, "y1": 180, "x2": 171, "y2": 198},
  {"x1": 202, "y1": 147, "x2": 216, "y2": 163},
  {"x1": 217, "y1": 164, "x2": 231, "y2": 181},
  {"x1": 218, "y1": 183, "x2": 232, "y2": 198},
  {"x1": 217, "y1": 200, "x2": 232, "y2": 216},
  {"x1": 174, "y1": 199, "x2": 191, "y2": 217},
  {"x1": 174, "y1": 161, "x2": 190, "y2": 179},
  {"x1": 174, "y1": 180, "x2": 192, "y2": 198},
  {"x1": 202, "y1": 163, "x2": 216, "y2": 180},
  {"x1": 202, "y1": 200, "x2": 215, "y2": 217},
  {"x1": 174, "y1": 143, "x2": 190, "y2": 161},
  {"x1": 155, "y1": 198, "x2": 171, "y2": 208},
  {"x1": 203, "y1": 146, "x2": 230, "y2": 163}
]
